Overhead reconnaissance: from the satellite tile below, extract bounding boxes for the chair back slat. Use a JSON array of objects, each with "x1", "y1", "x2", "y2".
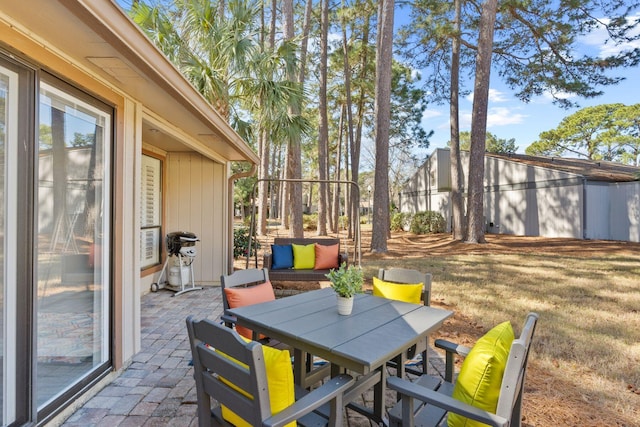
[
  {"x1": 196, "y1": 344, "x2": 255, "y2": 395},
  {"x1": 201, "y1": 369, "x2": 257, "y2": 422},
  {"x1": 187, "y1": 316, "x2": 271, "y2": 426},
  {"x1": 496, "y1": 313, "x2": 539, "y2": 425}
]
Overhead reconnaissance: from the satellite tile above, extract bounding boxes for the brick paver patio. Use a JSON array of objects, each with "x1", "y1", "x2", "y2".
[{"x1": 61, "y1": 286, "x2": 445, "y2": 426}]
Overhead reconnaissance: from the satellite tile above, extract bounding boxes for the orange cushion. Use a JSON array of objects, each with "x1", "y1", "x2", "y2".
[
  {"x1": 224, "y1": 281, "x2": 275, "y2": 339},
  {"x1": 314, "y1": 243, "x2": 339, "y2": 270}
]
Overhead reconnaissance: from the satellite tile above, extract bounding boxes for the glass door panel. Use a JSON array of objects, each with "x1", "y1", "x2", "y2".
[
  {"x1": 0, "y1": 63, "x2": 18, "y2": 427},
  {"x1": 36, "y1": 81, "x2": 111, "y2": 408}
]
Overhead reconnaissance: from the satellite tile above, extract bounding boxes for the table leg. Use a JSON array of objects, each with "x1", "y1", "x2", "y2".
[
  {"x1": 373, "y1": 365, "x2": 387, "y2": 422},
  {"x1": 293, "y1": 348, "x2": 306, "y2": 387}
]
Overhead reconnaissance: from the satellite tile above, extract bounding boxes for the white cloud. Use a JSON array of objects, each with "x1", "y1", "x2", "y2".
[
  {"x1": 465, "y1": 88, "x2": 510, "y2": 103},
  {"x1": 541, "y1": 90, "x2": 577, "y2": 102},
  {"x1": 446, "y1": 107, "x2": 527, "y2": 130},
  {"x1": 486, "y1": 107, "x2": 527, "y2": 127},
  {"x1": 422, "y1": 109, "x2": 443, "y2": 120},
  {"x1": 489, "y1": 89, "x2": 509, "y2": 102},
  {"x1": 580, "y1": 15, "x2": 640, "y2": 57}
]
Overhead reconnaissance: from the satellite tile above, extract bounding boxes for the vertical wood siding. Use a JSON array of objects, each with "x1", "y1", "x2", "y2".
[
  {"x1": 609, "y1": 182, "x2": 640, "y2": 242},
  {"x1": 166, "y1": 152, "x2": 226, "y2": 284}
]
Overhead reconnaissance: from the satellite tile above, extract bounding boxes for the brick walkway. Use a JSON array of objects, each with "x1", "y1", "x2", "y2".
[{"x1": 61, "y1": 287, "x2": 445, "y2": 426}]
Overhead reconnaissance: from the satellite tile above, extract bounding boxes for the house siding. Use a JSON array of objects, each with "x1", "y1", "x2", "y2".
[
  {"x1": 610, "y1": 181, "x2": 640, "y2": 242},
  {"x1": 400, "y1": 149, "x2": 638, "y2": 242},
  {"x1": 585, "y1": 183, "x2": 611, "y2": 240},
  {"x1": 165, "y1": 152, "x2": 227, "y2": 285}
]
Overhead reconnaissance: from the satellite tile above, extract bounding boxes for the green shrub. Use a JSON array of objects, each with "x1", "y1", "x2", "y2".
[
  {"x1": 409, "y1": 211, "x2": 446, "y2": 234},
  {"x1": 233, "y1": 226, "x2": 260, "y2": 259},
  {"x1": 390, "y1": 212, "x2": 411, "y2": 232},
  {"x1": 303, "y1": 213, "x2": 318, "y2": 231}
]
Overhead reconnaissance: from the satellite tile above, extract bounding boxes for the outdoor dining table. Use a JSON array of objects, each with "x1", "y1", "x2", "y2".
[{"x1": 227, "y1": 287, "x2": 453, "y2": 425}]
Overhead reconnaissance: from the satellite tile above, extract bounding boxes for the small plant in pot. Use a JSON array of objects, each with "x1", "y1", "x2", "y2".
[{"x1": 326, "y1": 263, "x2": 364, "y2": 315}]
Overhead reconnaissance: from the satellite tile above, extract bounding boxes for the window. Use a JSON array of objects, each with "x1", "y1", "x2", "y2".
[
  {"x1": 35, "y1": 76, "x2": 112, "y2": 419},
  {"x1": 140, "y1": 154, "x2": 162, "y2": 269}
]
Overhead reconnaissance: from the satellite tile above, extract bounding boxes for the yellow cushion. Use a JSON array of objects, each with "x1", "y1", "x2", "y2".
[
  {"x1": 448, "y1": 321, "x2": 515, "y2": 427},
  {"x1": 219, "y1": 337, "x2": 295, "y2": 427},
  {"x1": 372, "y1": 276, "x2": 423, "y2": 304},
  {"x1": 292, "y1": 243, "x2": 316, "y2": 270}
]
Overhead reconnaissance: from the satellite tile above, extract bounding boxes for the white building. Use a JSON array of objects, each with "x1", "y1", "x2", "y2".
[{"x1": 400, "y1": 148, "x2": 640, "y2": 242}]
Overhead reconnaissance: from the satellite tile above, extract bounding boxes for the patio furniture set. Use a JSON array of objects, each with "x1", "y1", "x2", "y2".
[{"x1": 187, "y1": 263, "x2": 538, "y2": 427}]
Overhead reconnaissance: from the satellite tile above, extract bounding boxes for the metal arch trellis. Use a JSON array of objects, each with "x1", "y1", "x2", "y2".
[{"x1": 244, "y1": 178, "x2": 362, "y2": 269}]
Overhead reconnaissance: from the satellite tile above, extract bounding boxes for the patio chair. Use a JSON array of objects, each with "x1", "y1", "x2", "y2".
[
  {"x1": 220, "y1": 268, "x2": 274, "y2": 341},
  {"x1": 186, "y1": 316, "x2": 354, "y2": 427},
  {"x1": 377, "y1": 268, "x2": 432, "y2": 306},
  {"x1": 387, "y1": 312, "x2": 539, "y2": 427},
  {"x1": 376, "y1": 268, "x2": 433, "y2": 375},
  {"x1": 220, "y1": 268, "x2": 330, "y2": 388}
]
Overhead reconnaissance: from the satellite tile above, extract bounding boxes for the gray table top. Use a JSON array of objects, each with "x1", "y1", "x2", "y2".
[{"x1": 228, "y1": 287, "x2": 453, "y2": 374}]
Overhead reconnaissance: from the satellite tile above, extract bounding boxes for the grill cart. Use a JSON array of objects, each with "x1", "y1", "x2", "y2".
[{"x1": 150, "y1": 231, "x2": 202, "y2": 296}]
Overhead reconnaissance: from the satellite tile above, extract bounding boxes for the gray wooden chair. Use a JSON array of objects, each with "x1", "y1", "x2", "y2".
[
  {"x1": 378, "y1": 268, "x2": 432, "y2": 306},
  {"x1": 220, "y1": 268, "x2": 272, "y2": 336},
  {"x1": 220, "y1": 268, "x2": 330, "y2": 389},
  {"x1": 378, "y1": 268, "x2": 433, "y2": 375},
  {"x1": 387, "y1": 312, "x2": 539, "y2": 427},
  {"x1": 186, "y1": 316, "x2": 354, "y2": 427}
]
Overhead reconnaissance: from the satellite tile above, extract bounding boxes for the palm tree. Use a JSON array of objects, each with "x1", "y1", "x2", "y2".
[
  {"x1": 130, "y1": 0, "x2": 305, "y2": 143},
  {"x1": 131, "y1": 0, "x2": 311, "y2": 239}
]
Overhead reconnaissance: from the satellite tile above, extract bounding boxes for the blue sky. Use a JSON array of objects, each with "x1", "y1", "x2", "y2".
[
  {"x1": 394, "y1": 10, "x2": 640, "y2": 156},
  {"x1": 117, "y1": 1, "x2": 637, "y2": 157}
]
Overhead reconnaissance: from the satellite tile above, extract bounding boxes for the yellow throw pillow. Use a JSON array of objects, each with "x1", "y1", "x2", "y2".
[
  {"x1": 372, "y1": 276, "x2": 423, "y2": 304},
  {"x1": 218, "y1": 338, "x2": 295, "y2": 427},
  {"x1": 448, "y1": 321, "x2": 515, "y2": 427},
  {"x1": 292, "y1": 243, "x2": 316, "y2": 270}
]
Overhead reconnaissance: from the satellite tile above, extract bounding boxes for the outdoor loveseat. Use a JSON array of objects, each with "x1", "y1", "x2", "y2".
[{"x1": 263, "y1": 237, "x2": 348, "y2": 282}]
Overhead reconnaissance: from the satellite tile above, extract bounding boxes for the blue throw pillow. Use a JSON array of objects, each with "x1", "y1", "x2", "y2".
[{"x1": 271, "y1": 244, "x2": 294, "y2": 270}]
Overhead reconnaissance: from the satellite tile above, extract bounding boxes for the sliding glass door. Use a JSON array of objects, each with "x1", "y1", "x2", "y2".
[
  {"x1": 36, "y1": 78, "x2": 111, "y2": 413},
  {"x1": 0, "y1": 60, "x2": 19, "y2": 427},
  {"x1": 0, "y1": 51, "x2": 113, "y2": 425}
]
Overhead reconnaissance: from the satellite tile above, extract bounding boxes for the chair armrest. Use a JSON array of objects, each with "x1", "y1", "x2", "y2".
[
  {"x1": 220, "y1": 313, "x2": 237, "y2": 328},
  {"x1": 263, "y1": 253, "x2": 273, "y2": 269},
  {"x1": 434, "y1": 339, "x2": 471, "y2": 382},
  {"x1": 263, "y1": 374, "x2": 354, "y2": 427},
  {"x1": 387, "y1": 376, "x2": 508, "y2": 427},
  {"x1": 434, "y1": 339, "x2": 471, "y2": 357}
]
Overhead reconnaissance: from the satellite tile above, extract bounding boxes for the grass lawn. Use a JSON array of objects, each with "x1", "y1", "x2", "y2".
[{"x1": 360, "y1": 231, "x2": 640, "y2": 426}]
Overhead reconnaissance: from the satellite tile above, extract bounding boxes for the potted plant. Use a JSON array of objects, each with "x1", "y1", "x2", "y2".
[{"x1": 326, "y1": 263, "x2": 364, "y2": 315}]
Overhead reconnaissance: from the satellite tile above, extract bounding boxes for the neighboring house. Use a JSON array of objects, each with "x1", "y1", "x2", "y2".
[
  {"x1": 0, "y1": 1, "x2": 258, "y2": 425},
  {"x1": 400, "y1": 148, "x2": 640, "y2": 242}
]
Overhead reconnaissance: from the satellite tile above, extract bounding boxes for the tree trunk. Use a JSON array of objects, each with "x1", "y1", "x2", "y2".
[
  {"x1": 317, "y1": 0, "x2": 329, "y2": 236},
  {"x1": 51, "y1": 106, "x2": 67, "y2": 250},
  {"x1": 283, "y1": 0, "x2": 304, "y2": 237},
  {"x1": 370, "y1": 0, "x2": 394, "y2": 253},
  {"x1": 83, "y1": 125, "x2": 100, "y2": 238},
  {"x1": 466, "y1": 0, "x2": 498, "y2": 244},
  {"x1": 349, "y1": 2, "x2": 371, "y2": 241},
  {"x1": 257, "y1": 1, "x2": 278, "y2": 236},
  {"x1": 450, "y1": 0, "x2": 465, "y2": 240},
  {"x1": 333, "y1": 104, "x2": 345, "y2": 233},
  {"x1": 299, "y1": 0, "x2": 313, "y2": 85},
  {"x1": 257, "y1": 129, "x2": 269, "y2": 235}
]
